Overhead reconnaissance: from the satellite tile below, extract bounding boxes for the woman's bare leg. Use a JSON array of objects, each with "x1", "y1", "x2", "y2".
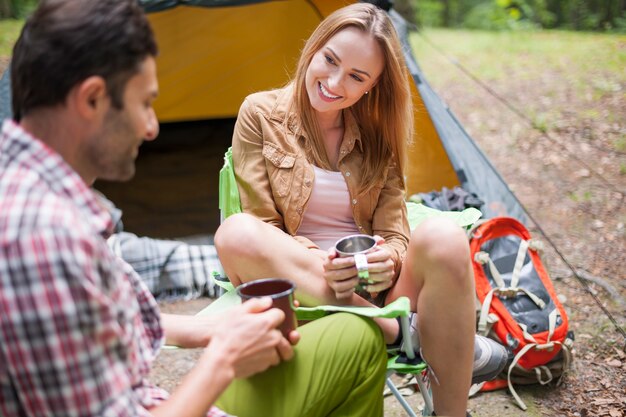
[
  {"x1": 385, "y1": 217, "x2": 475, "y2": 417},
  {"x1": 215, "y1": 213, "x2": 338, "y2": 306},
  {"x1": 214, "y1": 213, "x2": 400, "y2": 342}
]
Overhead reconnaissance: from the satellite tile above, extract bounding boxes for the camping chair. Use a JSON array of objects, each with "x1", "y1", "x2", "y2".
[{"x1": 217, "y1": 147, "x2": 482, "y2": 416}]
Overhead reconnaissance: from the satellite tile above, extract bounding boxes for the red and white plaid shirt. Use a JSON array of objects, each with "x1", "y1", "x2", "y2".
[{"x1": 0, "y1": 120, "x2": 228, "y2": 417}]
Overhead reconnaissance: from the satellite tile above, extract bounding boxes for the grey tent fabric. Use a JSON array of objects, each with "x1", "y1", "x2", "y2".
[
  {"x1": 391, "y1": 11, "x2": 526, "y2": 221},
  {"x1": 138, "y1": 0, "x2": 270, "y2": 12},
  {"x1": 0, "y1": 68, "x2": 10, "y2": 122}
]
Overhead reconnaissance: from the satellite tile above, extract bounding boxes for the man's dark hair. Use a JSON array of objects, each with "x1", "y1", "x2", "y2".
[{"x1": 10, "y1": 0, "x2": 158, "y2": 121}]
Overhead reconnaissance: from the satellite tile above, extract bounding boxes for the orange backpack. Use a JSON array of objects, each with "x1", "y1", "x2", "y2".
[{"x1": 468, "y1": 217, "x2": 574, "y2": 410}]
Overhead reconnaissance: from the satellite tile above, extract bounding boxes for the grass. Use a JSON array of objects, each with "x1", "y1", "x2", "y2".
[
  {"x1": 409, "y1": 28, "x2": 626, "y2": 154},
  {"x1": 410, "y1": 28, "x2": 626, "y2": 92},
  {"x1": 0, "y1": 19, "x2": 23, "y2": 57}
]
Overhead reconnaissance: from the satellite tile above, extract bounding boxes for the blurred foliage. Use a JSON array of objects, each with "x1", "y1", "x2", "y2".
[
  {"x1": 0, "y1": 18, "x2": 22, "y2": 56},
  {"x1": 0, "y1": 0, "x2": 37, "y2": 19},
  {"x1": 411, "y1": 0, "x2": 626, "y2": 31},
  {"x1": 2, "y1": 0, "x2": 624, "y2": 32},
  {"x1": 394, "y1": 0, "x2": 418, "y2": 26}
]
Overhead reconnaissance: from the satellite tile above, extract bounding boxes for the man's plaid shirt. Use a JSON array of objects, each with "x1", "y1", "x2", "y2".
[{"x1": 0, "y1": 120, "x2": 228, "y2": 417}]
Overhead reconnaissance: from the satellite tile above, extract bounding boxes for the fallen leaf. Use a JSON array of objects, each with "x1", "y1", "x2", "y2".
[
  {"x1": 575, "y1": 169, "x2": 591, "y2": 178},
  {"x1": 613, "y1": 347, "x2": 625, "y2": 359},
  {"x1": 608, "y1": 409, "x2": 621, "y2": 417},
  {"x1": 592, "y1": 219, "x2": 605, "y2": 230},
  {"x1": 606, "y1": 359, "x2": 622, "y2": 368},
  {"x1": 593, "y1": 398, "x2": 616, "y2": 405}
]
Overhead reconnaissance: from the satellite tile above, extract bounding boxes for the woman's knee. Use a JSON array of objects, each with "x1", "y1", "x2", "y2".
[
  {"x1": 408, "y1": 218, "x2": 471, "y2": 283},
  {"x1": 214, "y1": 213, "x2": 265, "y2": 258}
]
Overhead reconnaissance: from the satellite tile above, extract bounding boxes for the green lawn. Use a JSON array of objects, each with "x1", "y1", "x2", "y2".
[
  {"x1": 409, "y1": 28, "x2": 625, "y2": 154},
  {"x1": 410, "y1": 28, "x2": 626, "y2": 93},
  {"x1": 0, "y1": 19, "x2": 23, "y2": 57}
]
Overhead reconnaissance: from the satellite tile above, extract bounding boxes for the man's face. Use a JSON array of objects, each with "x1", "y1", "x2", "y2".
[{"x1": 87, "y1": 56, "x2": 159, "y2": 182}]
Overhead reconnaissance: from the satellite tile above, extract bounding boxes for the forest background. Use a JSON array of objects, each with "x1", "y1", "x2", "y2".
[{"x1": 3, "y1": 0, "x2": 626, "y2": 32}]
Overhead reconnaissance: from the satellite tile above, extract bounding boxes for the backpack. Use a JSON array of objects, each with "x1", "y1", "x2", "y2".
[{"x1": 468, "y1": 217, "x2": 574, "y2": 410}]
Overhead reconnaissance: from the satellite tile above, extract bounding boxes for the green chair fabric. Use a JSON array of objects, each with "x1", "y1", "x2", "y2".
[{"x1": 219, "y1": 147, "x2": 242, "y2": 219}]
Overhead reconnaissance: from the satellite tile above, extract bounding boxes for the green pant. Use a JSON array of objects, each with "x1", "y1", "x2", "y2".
[{"x1": 215, "y1": 313, "x2": 387, "y2": 417}]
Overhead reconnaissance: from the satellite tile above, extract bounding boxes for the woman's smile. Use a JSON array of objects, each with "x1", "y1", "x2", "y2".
[{"x1": 318, "y1": 82, "x2": 342, "y2": 101}]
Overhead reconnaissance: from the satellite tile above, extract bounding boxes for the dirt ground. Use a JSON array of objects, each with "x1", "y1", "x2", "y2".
[{"x1": 1, "y1": 30, "x2": 624, "y2": 417}]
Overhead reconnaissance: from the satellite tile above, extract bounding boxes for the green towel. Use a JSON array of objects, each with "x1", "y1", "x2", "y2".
[
  {"x1": 163, "y1": 295, "x2": 412, "y2": 350},
  {"x1": 406, "y1": 201, "x2": 482, "y2": 230},
  {"x1": 194, "y1": 292, "x2": 411, "y2": 322}
]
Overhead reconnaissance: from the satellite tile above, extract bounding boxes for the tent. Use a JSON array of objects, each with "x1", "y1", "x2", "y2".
[{"x1": 0, "y1": 0, "x2": 525, "y2": 221}]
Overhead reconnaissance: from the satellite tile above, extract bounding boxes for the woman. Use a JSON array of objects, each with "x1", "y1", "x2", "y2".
[{"x1": 215, "y1": 3, "x2": 506, "y2": 416}]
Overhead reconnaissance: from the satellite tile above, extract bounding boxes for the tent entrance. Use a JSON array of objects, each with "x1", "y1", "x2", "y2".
[{"x1": 95, "y1": 119, "x2": 235, "y2": 238}]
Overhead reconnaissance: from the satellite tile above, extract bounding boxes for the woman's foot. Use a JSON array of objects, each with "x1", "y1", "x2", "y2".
[
  {"x1": 471, "y1": 335, "x2": 510, "y2": 384},
  {"x1": 387, "y1": 313, "x2": 509, "y2": 383}
]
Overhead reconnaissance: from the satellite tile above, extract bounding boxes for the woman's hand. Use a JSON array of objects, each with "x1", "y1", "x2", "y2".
[
  {"x1": 362, "y1": 235, "x2": 395, "y2": 295},
  {"x1": 361, "y1": 235, "x2": 395, "y2": 297},
  {"x1": 322, "y1": 235, "x2": 395, "y2": 299},
  {"x1": 323, "y1": 247, "x2": 360, "y2": 300}
]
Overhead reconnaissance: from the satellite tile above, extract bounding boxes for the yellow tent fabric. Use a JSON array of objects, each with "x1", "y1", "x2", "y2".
[
  {"x1": 406, "y1": 78, "x2": 459, "y2": 194},
  {"x1": 149, "y1": 0, "x2": 338, "y2": 121},
  {"x1": 147, "y1": 0, "x2": 458, "y2": 195}
]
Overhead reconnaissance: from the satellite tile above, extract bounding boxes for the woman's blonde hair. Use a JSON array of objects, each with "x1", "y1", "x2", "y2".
[{"x1": 290, "y1": 2, "x2": 413, "y2": 194}]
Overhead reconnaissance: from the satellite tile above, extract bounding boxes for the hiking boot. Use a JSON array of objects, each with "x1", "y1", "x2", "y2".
[
  {"x1": 388, "y1": 313, "x2": 509, "y2": 383},
  {"x1": 471, "y1": 334, "x2": 509, "y2": 384}
]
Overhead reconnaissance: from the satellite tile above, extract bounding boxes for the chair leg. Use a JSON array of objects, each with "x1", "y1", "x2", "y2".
[
  {"x1": 414, "y1": 371, "x2": 434, "y2": 417},
  {"x1": 385, "y1": 376, "x2": 419, "y2": 417}
]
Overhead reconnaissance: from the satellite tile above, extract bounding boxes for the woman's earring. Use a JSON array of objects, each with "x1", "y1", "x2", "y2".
[{"x1": 365, "y1": 91, "x2": 369, "y2": 95}]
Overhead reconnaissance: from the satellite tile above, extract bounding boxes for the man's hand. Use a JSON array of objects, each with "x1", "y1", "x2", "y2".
[{"x1": 203, "y1": 297, "x2": 299, "y2": 379}]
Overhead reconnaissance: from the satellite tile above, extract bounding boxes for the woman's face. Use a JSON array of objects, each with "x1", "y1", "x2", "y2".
[{"x1": 305, "y1": 27, "x2": 384, "y2": 116}]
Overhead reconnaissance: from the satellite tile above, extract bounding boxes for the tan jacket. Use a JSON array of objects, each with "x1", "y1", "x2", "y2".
[{"x1": 232, "y1": 86, "x2": 409, "y2": 276}]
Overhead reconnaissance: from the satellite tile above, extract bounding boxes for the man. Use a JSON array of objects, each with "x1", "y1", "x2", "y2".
[
  {"x1": 0, "y1": 69, "x2": 223, "y2": 301},
  {"x1": 0, "y1": 1, "x2": 387, "y2": 416}
]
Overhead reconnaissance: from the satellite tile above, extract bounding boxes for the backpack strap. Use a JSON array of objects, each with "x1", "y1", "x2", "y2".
[
  {"x1": 474, "y1": 237, "x2": 547, "y2": 334},
  {"x1": 476, "y1": 280, "x2": 546, "y2": 335},
  {"x1": 504, "y1": 309, "x2": 571, "y2": 410}
]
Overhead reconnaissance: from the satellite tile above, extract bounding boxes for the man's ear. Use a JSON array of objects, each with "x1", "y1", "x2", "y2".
[{"x1": 71, "y1": 76, "x2": 108, "y2": 120}]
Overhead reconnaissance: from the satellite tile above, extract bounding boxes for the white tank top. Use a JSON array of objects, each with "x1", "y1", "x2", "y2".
[{"x1": 297, "y1": 165, "x2": 359, "y2": 250}]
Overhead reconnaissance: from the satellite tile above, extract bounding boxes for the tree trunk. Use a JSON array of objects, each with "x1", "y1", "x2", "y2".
[
  {"x1": 442, "y1": 0, "x2": 451, "y2": 27},
  {"x1": 0, "y1": 0, "x2": 14, "y2": 18},
  {"x1": 603, "y1": 0, "x2": 623, "y2": 29}
]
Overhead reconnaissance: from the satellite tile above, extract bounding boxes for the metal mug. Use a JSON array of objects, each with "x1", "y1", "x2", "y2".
[
  {"x1": 236, "y1": 278, "x2": 297, "y2": 337},
  {"x1": 334, "y1": 234, "x2": 376, "y2": 282}
]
